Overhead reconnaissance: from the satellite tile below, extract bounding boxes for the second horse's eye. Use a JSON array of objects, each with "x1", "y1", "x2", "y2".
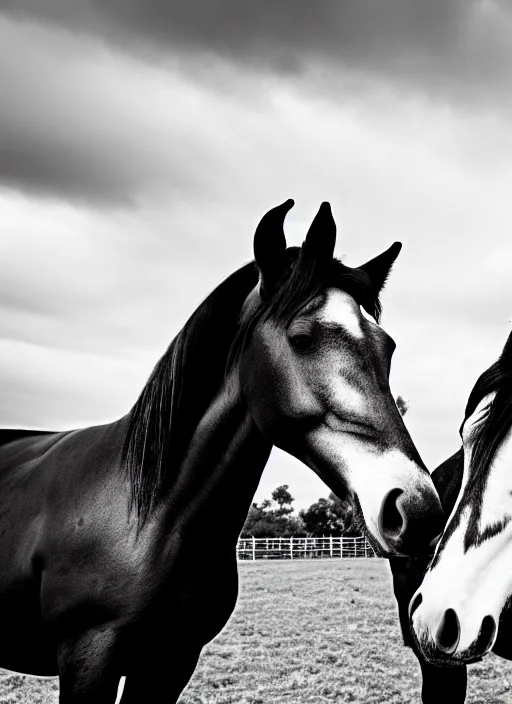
[{"x1": 289, "y1": 333, "x2": 314, "y2": 352}]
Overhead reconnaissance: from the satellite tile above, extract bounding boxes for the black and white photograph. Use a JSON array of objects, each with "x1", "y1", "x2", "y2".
[{"x1": 1, "y1": 2, "x2": 512, "y2": 702}]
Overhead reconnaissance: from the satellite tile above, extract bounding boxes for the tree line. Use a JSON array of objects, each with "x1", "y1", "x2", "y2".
[{"x1": 241, "y1": 484, "x2": 360, "y2": 538}]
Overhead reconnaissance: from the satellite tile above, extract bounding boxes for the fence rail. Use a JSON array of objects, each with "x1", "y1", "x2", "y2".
[{"x1": 236, "y1": 536, "x2": 376, "y2": 561}]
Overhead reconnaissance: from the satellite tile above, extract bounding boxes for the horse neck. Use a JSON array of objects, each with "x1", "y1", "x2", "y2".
[{"x1": 159, "y1": 374, "x2": 272, "y2": 539}]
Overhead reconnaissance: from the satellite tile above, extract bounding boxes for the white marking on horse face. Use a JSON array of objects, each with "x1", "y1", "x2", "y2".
[
  {"x1": 459, "y1": 392, "x2": 512, "y2": 534},
  {"x1": 461, "y1": 393, "x2": 495, "y2": 445},
  {"x1": 340, "y1": 447, "x2": 437, "y2": 552},
  {"x1": 303, "y1": 288, "x2": 420, "y2": 554},
  {"x1": 431, "y1": 393, "x2": 498, "y2": 540},
  {"x1": 478, "y1": 425, "x2": 512, "y2": 532},
  {"x1": 410, "y1": 391, "x2": 512, "y2": 658},
  {"x1": 318, "y1": 289, "x2": 365, "y2": 338},
  {"x1": 307, "y1": 418, "x2": 437, "y2": 553},
  {"x1": 411, "y1": 502, "x2": 512, "y2": 656},
  {"x1": 437, "y1": 394, "x2": 497, "y2": 535}
]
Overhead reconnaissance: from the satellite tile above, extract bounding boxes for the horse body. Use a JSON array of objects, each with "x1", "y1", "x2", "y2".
[
  {"x1": 0, "y1": 400, "x2": 266, "y2": 682},
  {"x1": 0, "y1": 423, "x2": 131, "y2": 675},
  {"x1": 0, "y1": 201, "x2": 444, "y2": 702}
]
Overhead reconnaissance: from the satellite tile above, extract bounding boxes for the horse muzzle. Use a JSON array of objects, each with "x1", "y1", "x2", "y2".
[{"x1": 377, "y1": 486, "x2": 444, "y2": 557}]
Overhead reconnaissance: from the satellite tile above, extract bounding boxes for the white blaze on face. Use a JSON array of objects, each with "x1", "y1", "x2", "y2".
[
  {"x1": 314, "y1": 290, "x2": 374, "y2": 417},
  {"x1": 318, "y1": 289, "x2": 366, "y2": 338},
  {"x1": 411, "y1": 391, "x2": 512, "y2": 657},
  {"x1": 311, "y1": 288, "x2": 429, "y2": 552}
]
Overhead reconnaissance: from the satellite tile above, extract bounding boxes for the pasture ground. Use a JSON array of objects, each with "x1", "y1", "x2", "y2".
[{"x1": 0, "y1": 559, "x2": 511, "y2": 703}]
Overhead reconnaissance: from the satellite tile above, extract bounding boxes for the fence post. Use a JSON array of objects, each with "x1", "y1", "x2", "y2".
[
  {"x1": 290, "y1": 536, "x2": 293, "y2": 560},
  {"x1": 329, "y1": 535, "x2": 333, "y2": 558},
  {"x1": 252, "y1": 537, "x2": 256, "y2": 561}
]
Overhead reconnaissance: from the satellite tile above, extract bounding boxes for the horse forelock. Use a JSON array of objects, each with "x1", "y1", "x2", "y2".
[{"x1": 266, "y1": 247, "x2": 382, "y2": 326}]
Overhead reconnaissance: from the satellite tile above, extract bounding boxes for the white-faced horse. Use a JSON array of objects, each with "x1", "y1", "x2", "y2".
[{"x1": 391, "y1": 331, "x2": 512, "y2": 702}]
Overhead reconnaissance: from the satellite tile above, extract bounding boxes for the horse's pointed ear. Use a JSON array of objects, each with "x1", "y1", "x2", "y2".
[
  {"x1": 358, "y1": 242, "x2": 402, "y2": 294},
  {"x1": 254, "y1": 199, "x2": 294, "y2": 297},
  {"x1": 302, "y1": 202, "x2": 336, "y2": 263}
]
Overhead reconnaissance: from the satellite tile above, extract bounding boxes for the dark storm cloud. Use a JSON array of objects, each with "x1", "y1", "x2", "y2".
[
  {"x1": 1, "y1": 128, "x2": 132, "y2": 206},
  {"x1": 0, "y1": 17, "x2": 220, "y2": 205},
  {"x1": 0, "y1": 20, "x2": 135, "y2": 205},
  {"x1": 5, "y1": 0, "x2": 512, "y2": 103},
  {"x1": 1, "y1": 1, "x2": 511, "y2": 204}
]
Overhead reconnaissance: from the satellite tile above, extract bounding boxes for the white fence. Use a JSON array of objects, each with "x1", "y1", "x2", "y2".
[{"x1": 236, "y1": 536, "x2": 376, "y2": 561}]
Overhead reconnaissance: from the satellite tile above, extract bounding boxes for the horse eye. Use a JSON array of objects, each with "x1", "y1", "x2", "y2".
[{"x1": 290, "y1": 333, "x2": 314, "y2": 352}]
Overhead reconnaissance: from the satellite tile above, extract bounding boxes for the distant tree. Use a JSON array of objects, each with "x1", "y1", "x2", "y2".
[
  {"x1": 299, "y1": 498, "x2": 334, "y2": 536},
  {"x1": 242, "y1": 503, "x2": 266, "y2": 532},
  {"x1": 396, "y1": 395, "x2": 409, "y2": 417},
  {"x1": 299, "y1": 492, "x2": 359, "y2": 537},
  {"x1": 241, "y1": 485, "x2": 306, "y2": 537},
  {"x1": 271, "y1": 485, "x2": 294, "y2": 516}
]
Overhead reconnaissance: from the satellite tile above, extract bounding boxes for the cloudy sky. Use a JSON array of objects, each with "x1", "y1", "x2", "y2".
[{"x1": 1, "y1": 1, "x2": 512, "y2": 509}]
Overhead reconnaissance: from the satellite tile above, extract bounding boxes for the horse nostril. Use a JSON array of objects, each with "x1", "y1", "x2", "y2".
[
  {"x1": 435, "y1": 608, "x2": 460, "y2": 655},
  {"x1": 378, "y1": 488, "x2": 404, "y2": 540},
  {"x1": 474, "y1": 615, "x2": 497, "y2": 654},
  {"x1": 409, "y1": 592, "x2": 423, "y2": 620}
]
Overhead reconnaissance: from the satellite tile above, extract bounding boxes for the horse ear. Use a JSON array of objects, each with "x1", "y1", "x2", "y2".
[
  {"x1": 253, "y1": 199, "x2": 294, "y2": 298},
  {"x1": 358, "y1": 242, "x2": 402, "y2": 294},
  {"x1": 302, "y1": 202, "x2": 336, "y2": 264}
]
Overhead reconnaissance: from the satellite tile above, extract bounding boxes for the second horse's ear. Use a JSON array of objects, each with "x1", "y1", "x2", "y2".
[
  {"x1": 357, "y1": 242, "x2": 402, "y2": 295},
  {"x1": 253, "y1": 199, "x2": 294, "y2": 298}
]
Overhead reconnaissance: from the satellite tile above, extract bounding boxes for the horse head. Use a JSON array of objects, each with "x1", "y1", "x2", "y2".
[
  {"x1": 410, "y1": 332, "x2": 512, "y2": 664},
  {"x1": 236, "y1": 199, "x2": 444, "y2": 557}
]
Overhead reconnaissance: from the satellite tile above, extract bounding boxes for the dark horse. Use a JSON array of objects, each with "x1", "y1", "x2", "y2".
[
  {"x1": 0, "y1": 200, "x2": 443, "y2": 703},
  {"x1": 390, "y1": 331, "x2": 512, "y2": 703}
]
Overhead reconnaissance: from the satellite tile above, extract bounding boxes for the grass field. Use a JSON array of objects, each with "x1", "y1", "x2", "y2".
[{"x1": 0, "y1": 559, "x2": 511, "y2": 703}]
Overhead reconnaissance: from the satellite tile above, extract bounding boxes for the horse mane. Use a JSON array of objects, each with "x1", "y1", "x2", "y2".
[
  {"x1": 459, "y1": 331, "x2": 512, "y2": 548},
  {"x1": 123, "y1": 247, "x2": 383, "y2": 523}
]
